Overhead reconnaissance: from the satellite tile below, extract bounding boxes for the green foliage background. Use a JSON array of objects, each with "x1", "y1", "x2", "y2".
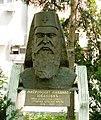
[
  {"x1": 23, "y1": 112, "x2": 67, "y2": 120},
  {"x1": 0, "y1": 68, "x2": 19, "y2": 120},
  {"x1": 75, "y1": 0, "x2": 101, "y2": 119},
  {"x1": 61, "y1": 0, "x2": 101, "y2": 119}
]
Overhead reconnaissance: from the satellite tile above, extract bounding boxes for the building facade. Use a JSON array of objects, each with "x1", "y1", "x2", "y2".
[{"x1": 0, "y1": 0, "x2": 28, "y2": 78}]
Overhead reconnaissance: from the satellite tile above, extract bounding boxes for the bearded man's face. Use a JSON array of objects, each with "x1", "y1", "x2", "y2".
[{"x1": 32, "y1": 27, "x2": 61, "y2": 79}]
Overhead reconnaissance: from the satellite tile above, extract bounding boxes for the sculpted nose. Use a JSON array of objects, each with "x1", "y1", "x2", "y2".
[{"x1": 43, "y1": 35, "x2": 49, "y2": 44}]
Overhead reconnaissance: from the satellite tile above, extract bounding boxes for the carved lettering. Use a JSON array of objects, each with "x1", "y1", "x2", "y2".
[{"x1": 25, "y1": 89, "x2": 70, "y2": 106}]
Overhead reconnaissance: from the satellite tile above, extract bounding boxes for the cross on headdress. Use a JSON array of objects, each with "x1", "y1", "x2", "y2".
[{"x1": 42, "y1": 15, "x2": 48, "y2": 23}]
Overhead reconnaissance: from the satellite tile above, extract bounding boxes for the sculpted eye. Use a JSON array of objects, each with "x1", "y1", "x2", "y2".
[
  {"x1": 47, "y1": 33, "x2": 56, "y2": 38},
  {"x1": 36, "y1": 33, "x2": 44, "y2": 38}
]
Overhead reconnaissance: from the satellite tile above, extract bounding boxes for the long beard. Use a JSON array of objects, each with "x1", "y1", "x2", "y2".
[{"x1": 33, "y1": 50, "x2": 60, "y2": 79}]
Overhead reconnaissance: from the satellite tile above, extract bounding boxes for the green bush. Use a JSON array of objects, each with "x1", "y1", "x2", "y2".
[
  {"x1": 23, "y1": 112, "x2": 67, "y2": 120},
  {"x1": 0, "y1": 67, "x2": 19, "y2": 120}
]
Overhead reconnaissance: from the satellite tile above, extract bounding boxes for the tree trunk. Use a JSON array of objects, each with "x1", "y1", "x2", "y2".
[{"x1": 67, "y1": 0, "x2": 77, "y2": 120}]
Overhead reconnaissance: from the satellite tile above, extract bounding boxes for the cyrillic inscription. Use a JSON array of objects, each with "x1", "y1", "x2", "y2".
[{"x1": 25, "y1": 89, "x2": 70, "y2": 106}]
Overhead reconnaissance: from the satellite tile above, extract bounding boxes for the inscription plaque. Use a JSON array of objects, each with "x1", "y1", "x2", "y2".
[{"x1": 25, "y1": 89, "x2": 70, "y2": 106}]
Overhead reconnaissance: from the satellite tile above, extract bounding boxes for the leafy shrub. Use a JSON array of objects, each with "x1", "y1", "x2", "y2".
[
  {"x1": 0, "y1": 67, "x2": 19, "y2": 120},
  {"x1": 23, "y1": 112, "x2": 67, "y2": 120}
]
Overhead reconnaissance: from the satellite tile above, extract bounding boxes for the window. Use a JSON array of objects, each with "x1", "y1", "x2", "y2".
[
  {"x1": 10, "y1": 46, "x2": 19, "y2": 54},
  {"x1": 10, "y1": 46, "x2": 26, "y2": 54},
  {"x1": 20, "y1": 47, "x2": 26, "y2": 54}
]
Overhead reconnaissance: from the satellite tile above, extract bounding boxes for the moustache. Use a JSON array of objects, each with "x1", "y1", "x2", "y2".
[{"x1": 34, "y1": 44, "x2": 55, "y2": 54}]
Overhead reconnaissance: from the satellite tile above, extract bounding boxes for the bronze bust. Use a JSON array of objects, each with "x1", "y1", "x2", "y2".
[{"x1": 20, "y1": 11, "x2": 76, "y2": 90}]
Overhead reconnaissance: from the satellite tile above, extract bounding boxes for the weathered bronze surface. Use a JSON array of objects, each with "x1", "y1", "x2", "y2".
[
  {"x1": 20, "y1": 11, "x2": 76, "y2": 90},
  {"x1": 25, "y1": 89, "x2": 70, "y2": 106}
]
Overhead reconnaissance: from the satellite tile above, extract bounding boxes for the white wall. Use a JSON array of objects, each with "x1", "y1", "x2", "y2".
[{"x1": 0, "y1": 1, "x2": 27, "y2": 75}]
